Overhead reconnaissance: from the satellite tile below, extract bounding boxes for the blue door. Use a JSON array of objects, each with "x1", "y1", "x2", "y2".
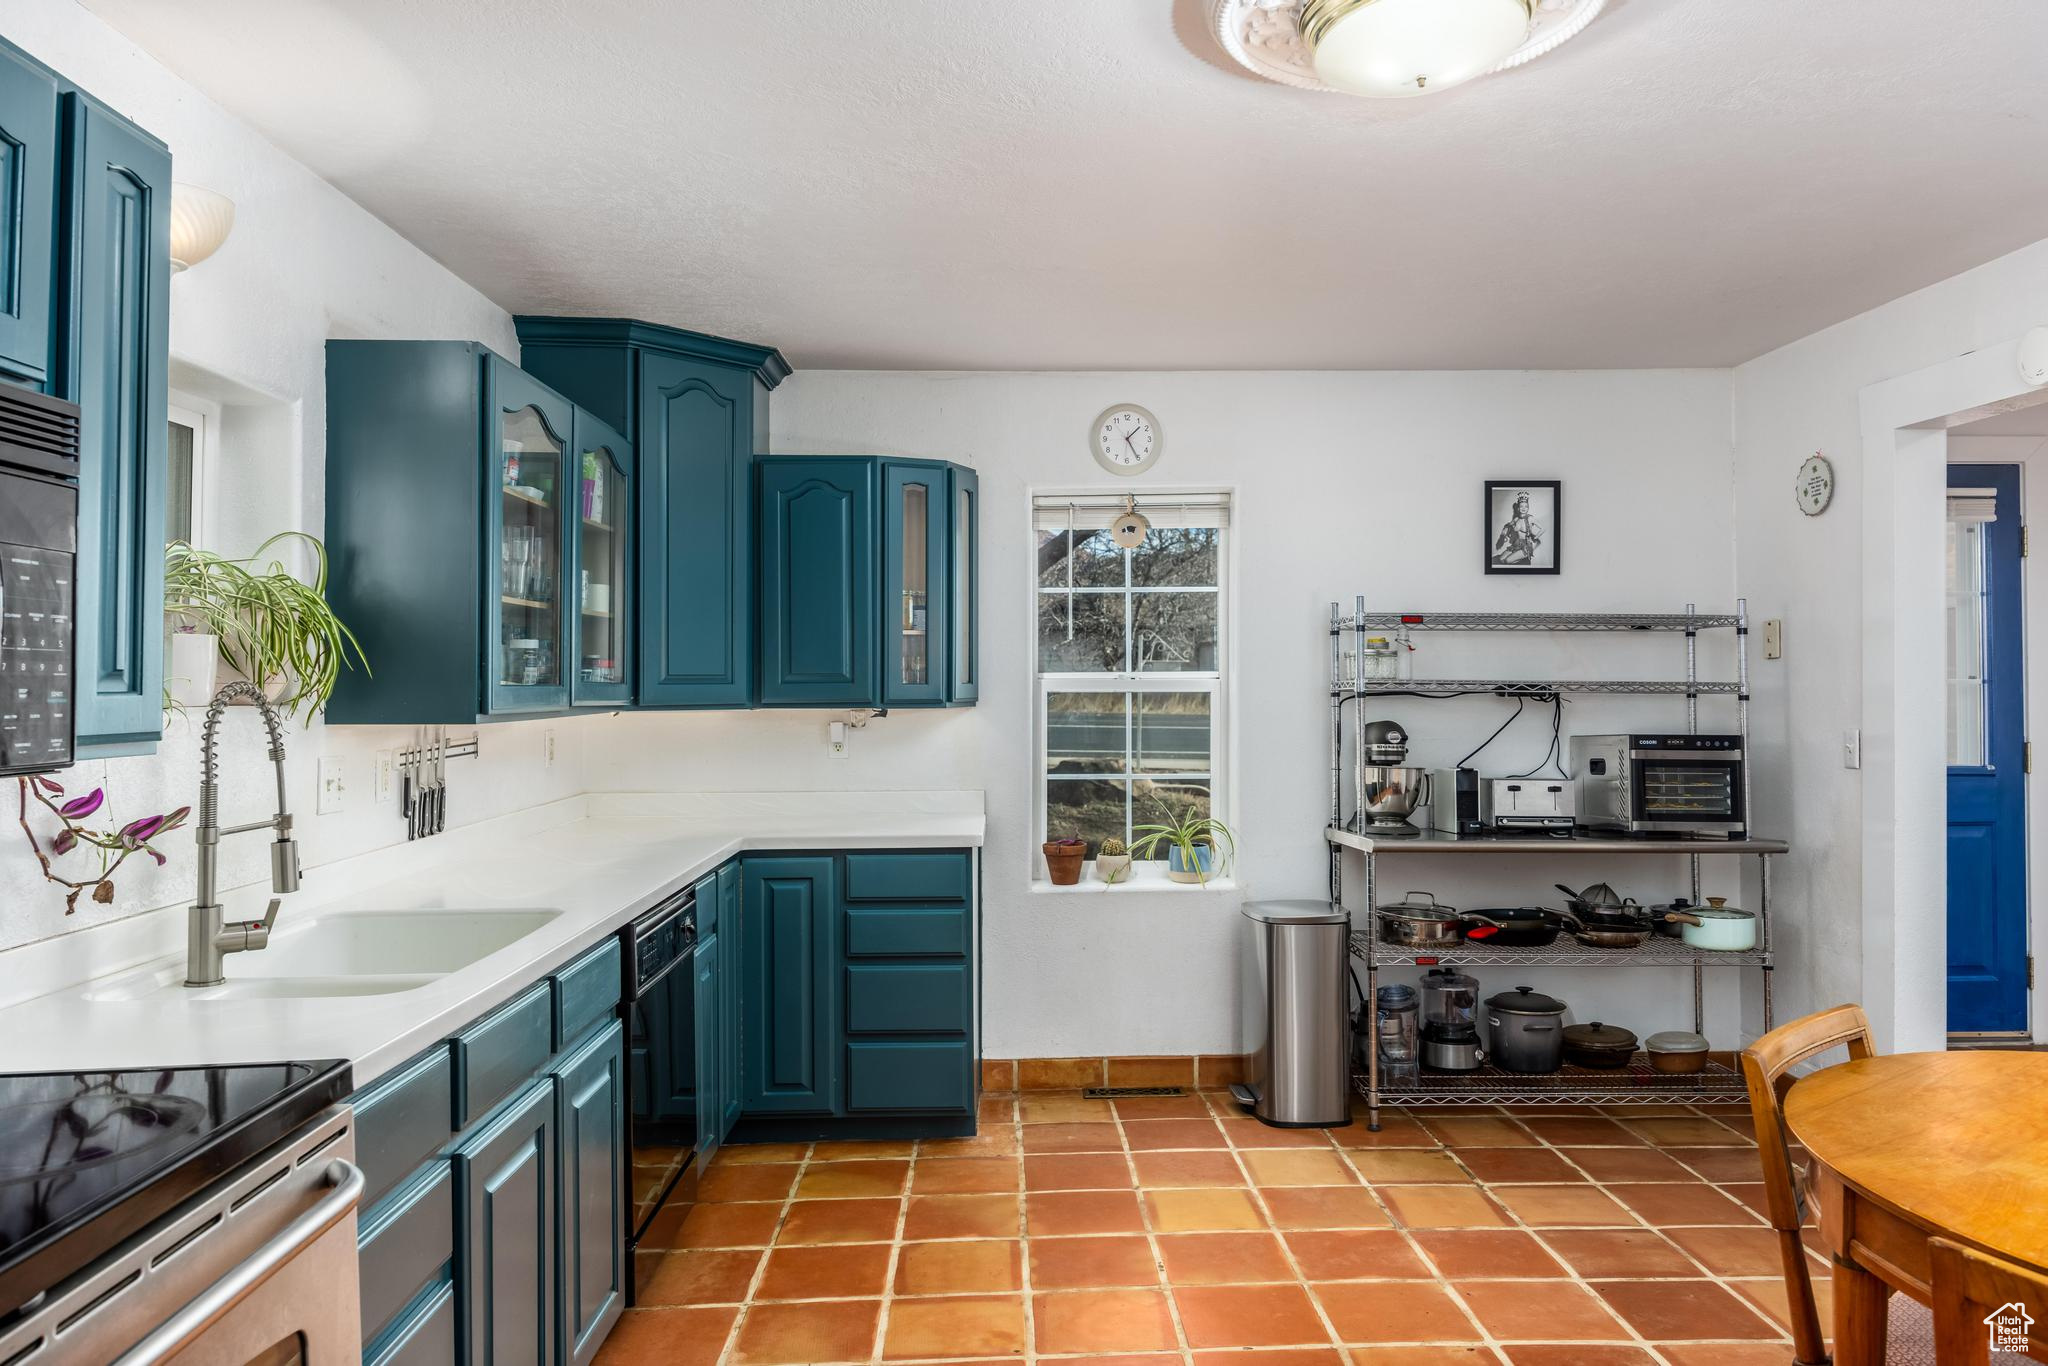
[{"x1": 1946, "y1": 463, "x2": 2029, "y2": 1036}]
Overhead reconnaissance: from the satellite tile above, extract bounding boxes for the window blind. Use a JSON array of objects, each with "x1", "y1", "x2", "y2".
[{"x1": 1031, "y1": 494, "x2": 1231, "y2": 531}]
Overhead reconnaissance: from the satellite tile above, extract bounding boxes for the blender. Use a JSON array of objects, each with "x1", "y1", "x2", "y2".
[{"x1": 1418, "y1": 967, "x2": 1485, "y2": 1071}]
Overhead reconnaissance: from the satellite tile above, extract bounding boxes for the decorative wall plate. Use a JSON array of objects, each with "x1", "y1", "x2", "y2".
[
  {"x1": 1796, "y1": 453, "x2": 1835, "y2": 517},
  {"x1": 1210, "y1": 0, "x2": 1606, "y2": 95}
]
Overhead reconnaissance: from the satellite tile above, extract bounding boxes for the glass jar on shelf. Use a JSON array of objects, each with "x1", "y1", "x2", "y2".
[{"x1": 1375, "y1": 983, "x2": 1419, "y2": 1086}]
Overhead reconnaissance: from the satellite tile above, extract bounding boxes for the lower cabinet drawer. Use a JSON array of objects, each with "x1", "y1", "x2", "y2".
[
  {"x1": 353, "y1": 1046, "x2": 455, "y2": 1209},
  {"x1": 845, "y1": 907, "x2": 968, "y2": 958},
  {"x1": 845, "y1": 964, "x2": 969, "y2": 1034},
  {"x1": 367, "y1": 1279, "x2": 457, "y2": 1366},
  {"x1": 845, "y1": 1040, "x2": 973, "y2": 1113},
  {"x1": 358, "y1": 1160, "x2": 454, "y2": 1344},
  {"x1": 844, "y1": 851, "x2": 970, "y2": 902},
  {"x1": 554, "y1": 936, "x2": 622, "y2": 1050},
  {"x1": 453, "y1": 980, "x2": 554, "y2": 1125}
]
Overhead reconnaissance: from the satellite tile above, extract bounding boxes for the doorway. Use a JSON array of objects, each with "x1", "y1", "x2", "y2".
[
  {"x1": 1944, "y1": 461, "x2": 2027, "y2": 1038},
  {"x1": 1859, "y1": 330, "x2": 2048, "y2": 1053}
]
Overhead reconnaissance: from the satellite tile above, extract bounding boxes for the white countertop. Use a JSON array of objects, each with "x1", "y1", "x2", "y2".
[{"x1": 0, "y1": 791, "x2": 983, "y2": 1088}]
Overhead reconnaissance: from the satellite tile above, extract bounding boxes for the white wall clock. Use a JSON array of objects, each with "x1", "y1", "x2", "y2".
[
  {"x1": 1092, "y1": 404, "x2": 1161, "y2": 475},
  {"x1": 1796, "y1": 453, "x2": 1835, "y2": 516}
]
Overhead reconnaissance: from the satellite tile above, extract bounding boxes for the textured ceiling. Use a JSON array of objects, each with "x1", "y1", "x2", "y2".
[{"x1": 84, "y1": 0, "x2": 2048, "y2": 370}]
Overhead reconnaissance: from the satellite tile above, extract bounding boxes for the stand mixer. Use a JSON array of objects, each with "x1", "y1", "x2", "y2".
[{"x1": 1355, "y1": 720, "x2": 1430, "y2": 839}]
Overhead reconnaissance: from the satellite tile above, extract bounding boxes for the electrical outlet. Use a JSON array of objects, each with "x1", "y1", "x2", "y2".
[
  {"x1": 1842, "y1": 729, "x2": 1862, "y2": 770},
  {"x1": 1763, "y1": 618, "x2": 1783, "y2": 659},
  {"x1": 316, "y1": 756, "x2": 346, "y2": 815},
  {"x1": 373, "y1": 749, "x2": 395, "y2": 803},
  {"x1": 829, "y1": 721, "x2": 848, "y2": 759},
  {"x1": 544, "y1": 729, "x2": 556, "y2": 770}
]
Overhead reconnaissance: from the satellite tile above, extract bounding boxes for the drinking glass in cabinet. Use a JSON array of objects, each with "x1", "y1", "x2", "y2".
[
  {"x1": 578, "y1": 443, "x2": 628, "y2": 686},
  {"x1": 500, "y1": 404, "x2": 563, "y2": 688}
]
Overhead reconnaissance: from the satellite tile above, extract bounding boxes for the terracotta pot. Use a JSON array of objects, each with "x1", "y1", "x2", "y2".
[{"x1": 1042, "y1": 840, "x2": 1087, "y2": 885}]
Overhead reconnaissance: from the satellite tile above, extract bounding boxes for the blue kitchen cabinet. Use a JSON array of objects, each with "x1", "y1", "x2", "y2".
[
  {"x1": 453, "y1": 1075, "x2": 557, "y2": 1366},
  {"x1": 0, "y1": 43, "x2": 57, "y2": 389},
  {"x1": 755, "y1": 457, "x2": 877, "y2": 707},
  {"x1": 693, "y1": 927, "x2": 724, "y2": 1160},
  {"x1": 949, "y1": 466, "x2": 980, "y2": 704},
  {"x1": 0, "y1": 38, "x2": 172, "y2": 756},
  {"x1": 514, "y1": 316, "x2": 790, "y2": 709},
  {"x1": 883, "y1": 461, "x2": 950, "y2": 707},
  {"x1": 717, "y1": 862, "x2": 744, "y2": 1136},
  {"x1": 755, "y1": 456, "x2": 979, "y2": 710},
  {"x1": 740, "y1": 855, "x2": 841, "y2": 1115},
  {"x1": 735, "y1": 849, "x2": 978, "y2": 1131},
  {"x1": 554, "y1": 1020, "x2": 626, "y2": 1366},
  {"x1": 62, "y1": 91, "x2": 171, "y2": 754},
  {"x1": 569, "y1": 409, "x2": 632, "y2": 707},
  {"x1": 326, "y1": 342, "x2": 626, "y2": 723}
]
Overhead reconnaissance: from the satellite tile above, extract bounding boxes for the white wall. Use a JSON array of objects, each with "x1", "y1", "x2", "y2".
[
  {"x1": 1731, "y1": 237, "x2": 2048, "y2": 1047},
  {"x1": 0, "y1": 3, "x2": 608, "y2": 951},
  {"x1": 585, "y1": 368, "x2": 1745, "y2": 1057}
]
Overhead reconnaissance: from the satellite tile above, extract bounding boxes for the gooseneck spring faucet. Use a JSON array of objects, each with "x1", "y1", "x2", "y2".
[{"x1": 185, "y1": 681, "x2": 303, "y2": 988}]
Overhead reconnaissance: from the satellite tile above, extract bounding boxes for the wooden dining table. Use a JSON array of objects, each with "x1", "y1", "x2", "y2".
[{"x1": 1784, "y1": 1050, "x2": 2048, "y2": 1365}]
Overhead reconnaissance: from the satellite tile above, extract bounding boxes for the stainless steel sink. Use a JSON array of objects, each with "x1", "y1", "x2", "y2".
[{"x1": 81, "y1": 908, "x2": 564, "y2": 1002}]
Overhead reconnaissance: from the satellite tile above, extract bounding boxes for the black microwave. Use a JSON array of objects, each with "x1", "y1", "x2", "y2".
[{"x1": 0, "y1": 386, "x2": 81, "y2": 776}]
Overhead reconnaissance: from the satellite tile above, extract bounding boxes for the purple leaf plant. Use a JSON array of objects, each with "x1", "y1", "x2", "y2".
[{"x1": 16, "y1": 778, "x2": 190, "y2": 915}]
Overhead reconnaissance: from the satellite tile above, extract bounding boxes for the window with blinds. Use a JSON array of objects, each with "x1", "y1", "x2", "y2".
[{"x1": 1033, "y1": 493, "x2": 1230, "y2": 869}]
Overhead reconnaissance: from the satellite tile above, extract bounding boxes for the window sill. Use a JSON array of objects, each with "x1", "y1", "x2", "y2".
[{"x1": 1030, "y1": 866, "x2": 1240, "y2": 895}]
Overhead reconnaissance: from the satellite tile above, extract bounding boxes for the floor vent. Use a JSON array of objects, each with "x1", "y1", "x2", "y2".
[{"x1": 1082, "y1": 1086, "x2": 1186, "y2": 1099}]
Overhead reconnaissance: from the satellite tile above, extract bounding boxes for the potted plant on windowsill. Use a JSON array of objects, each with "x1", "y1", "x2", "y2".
[
  {"x1": 164, "y1": 534, "x2": 368, "y2": 722},
  {"x1": 1095, "y1": 836, "x2": 1132, "y2": 885},
  {"x1": 1132, "y1": 804, "x2": 1236, "y2": 886},
  {"x1": 1042, "y1": 837, "x2": 1087, "y2": 886}
]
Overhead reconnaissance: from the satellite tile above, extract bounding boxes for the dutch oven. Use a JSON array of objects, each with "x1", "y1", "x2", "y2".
[
  {"x1": 1484, "y1": 986, "x2": 1568, "y2": 1074},
  {"x1": 1562, "y1": 1020, "x2": 1638, "y2": 1070},
  {"x1": 1646, "y1": 1030, "x2": 1711, "y2": 1074},
  {"x1": 1662, "y1": 897, "x2": 1757, "y2": 951}
]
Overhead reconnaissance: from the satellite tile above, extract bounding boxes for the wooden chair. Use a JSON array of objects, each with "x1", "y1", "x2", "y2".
[
  {"x1": 1740, "y1": 1004, "x2": 1878, "y2": 1366},
  {"x1": 1931, "y1": 1237, "x2": 2048, "y2": 1363}
]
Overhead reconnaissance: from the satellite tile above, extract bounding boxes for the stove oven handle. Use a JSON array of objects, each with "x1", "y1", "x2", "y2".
[{"x1": 113, "y1": 1157, "x2": 366, "y2": 1365}]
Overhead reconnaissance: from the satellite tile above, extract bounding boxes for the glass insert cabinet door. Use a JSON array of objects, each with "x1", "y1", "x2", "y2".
[
  {"x1": 572, "y1": 410, "x2": 632, "y2": 706},
  {"x1": 883, "y1": 462, "x2": 950, "y2": 706},
  {"x1": 950, "y1": 466, "x2": 979, "y2": 704},
  {"x1": 489, "y1": 362, "x2": 574, "y2": 711}
]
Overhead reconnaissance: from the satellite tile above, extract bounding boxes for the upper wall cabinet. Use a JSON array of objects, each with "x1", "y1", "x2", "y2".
[
  {"x1": 325, "y1": 341, "x2": 632, "y2": 724},
  {"x1": 0, "y1": 38, "x2": 172, "y2": 756},
  {"x1": 515, "y1": 317, "x2": 790, "y2": 709},
  {"x1": 756, "y1": 456, "x2": 979, "y2": 710},
  {"x1": 0, "y1": 44, "x2": 57, "y2": 390}
]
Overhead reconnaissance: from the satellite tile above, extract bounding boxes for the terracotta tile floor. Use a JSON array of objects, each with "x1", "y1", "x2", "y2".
[{"x1": 599, "y1": 1090, "x2": 1822, "y2": 1366}]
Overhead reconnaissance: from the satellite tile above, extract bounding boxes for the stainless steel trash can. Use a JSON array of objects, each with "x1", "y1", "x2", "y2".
[{"x1": 1233, "y1": 899, "x2": 1352, "y2": 1128}]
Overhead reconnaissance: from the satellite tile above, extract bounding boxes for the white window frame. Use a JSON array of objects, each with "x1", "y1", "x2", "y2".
[
  {"x1": 166, "y1": 392, "x2": 219, "y2": 550},
  {"x1": 1030, "y1": 489, "x2": 1234, "y2": 882}
]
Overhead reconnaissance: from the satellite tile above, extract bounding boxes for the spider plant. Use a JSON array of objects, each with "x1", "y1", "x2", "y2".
[
  {"x1": 164, "y1": 532, "x2": 368, "y2": 723},
  {"x1": 1130, "y1": 803, "x2": 1235, "y2": 885}
]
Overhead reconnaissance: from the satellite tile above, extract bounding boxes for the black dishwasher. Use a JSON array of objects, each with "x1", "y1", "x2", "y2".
[{"x1": 619, "y1": 884, "x2": 698, "y2": 1300}]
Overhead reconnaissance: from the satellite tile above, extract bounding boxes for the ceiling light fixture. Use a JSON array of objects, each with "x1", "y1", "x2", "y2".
[
  {"x1": 1211, "y1": 0, "x2": 1604, "y2": 98},
  {"x1": 168, "y1": 183, "x2": 236, "y2": 273}
]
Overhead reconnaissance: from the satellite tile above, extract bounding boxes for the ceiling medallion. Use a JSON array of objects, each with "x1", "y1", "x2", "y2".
[{"x1": 1211, "y1": 0, "x2": 1605, "y2": 98}]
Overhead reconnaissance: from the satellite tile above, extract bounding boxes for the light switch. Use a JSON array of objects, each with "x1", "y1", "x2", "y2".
[
  {"x1": 317, "y1": 756, "x2": 346, "y2": 814},
  {"x1": 1763, "y1": 619, "x2": 1783, "y2": 659},
  {"x1": 1842, "y1": 729, "x2": 1862, "y2": 770}
]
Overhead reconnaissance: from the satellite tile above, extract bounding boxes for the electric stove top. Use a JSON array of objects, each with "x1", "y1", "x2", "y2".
[{"x1": 0, "y1": 1059, "x2": 351, "y2": 1320}]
